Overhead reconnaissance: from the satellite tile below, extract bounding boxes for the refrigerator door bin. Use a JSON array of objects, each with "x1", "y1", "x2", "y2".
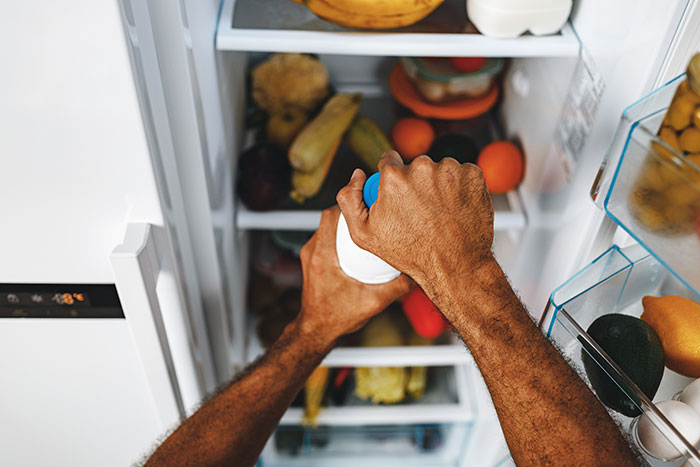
[
  {"x1": 545, "y1": 244, "x2": 700, "y2": 465},
  {"x1": 217, "y1": 0, "x2": 580, "y2": 57},
  {"x1": 593, "y1": 74, "x2": 700, "y2": 297}
]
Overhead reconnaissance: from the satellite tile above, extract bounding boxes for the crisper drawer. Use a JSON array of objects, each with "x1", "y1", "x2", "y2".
[
  {"x1": 544, "y1": 244, "x2": 700, "y2": 466},
  {"x1": 259, "y1": 365, "x2": 476, "y2": 466}
]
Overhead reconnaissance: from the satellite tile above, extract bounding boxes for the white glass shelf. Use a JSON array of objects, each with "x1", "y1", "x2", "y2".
[
  {"x1": 237, "y1": 190, "x2": 526, "y2": 231},
  {"x1": 217, "y1": 0, "x2": 580, "y2": 57}
]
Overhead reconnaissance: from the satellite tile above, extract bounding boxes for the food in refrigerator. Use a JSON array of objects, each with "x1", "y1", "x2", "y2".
[
  {"x1": 290, "y1": 136, "x2": 342, "y2": 202},
  {"x1": 400, "y1": 57, "x2": 502, "y2": 103},
  {"x1": 288, "y1": 0, "x2": 445, "y2": 30},
  {"x1": 345, "y1": 116, "x2": 393, "y2": 171},
  {"x1": 629, "y1": 54, "x2": 700, "y2": 235},
  {"x1": 466, "y1": 0, "x2": 572, "y2": 38},
  {"x1": 476, "y1": 141, "x2": 524, "y2": 194},
  {"x1": 266, "y1": 108, "x2": 309, "y2": 148},
  {"x1": 428, "y1": 133, "x2": 479, "y2": 164},
  {"x1": 641, "y1": 295, "x2": 700, "y2": 378},
  {"x1": 401, "y1": 288, "x2": 450, "y2": 339},
  {"x1": 289, "y1": 93, "x2": 362, "y2": 172},
  {"x1": 391, "y1": 117, "x2": 435, "y2": 160},
  {"x1": 389, "y1": 63, "x2": 499, "y2": 120},
  {"x1": 237, "y1": 143, "x2": 292, "y2": 211},
  {"x1": 581, "y1": 314, "x2": 665, "y2": 417},
  {"x1": 303, "y1": 366, "x2": 330, "y2": 427},
  {"x1": 633, "y1": 400, "x2": 700, "y2": 460},
  {"x1": 448, "y1": 57, "x2": 487, "y2": 74},
  {"x1": 680, "y1": 378, "x2": 700, "y2": 414},
  {"x1": 251, "y1": 53, "x2": 329, "y2": 113}
]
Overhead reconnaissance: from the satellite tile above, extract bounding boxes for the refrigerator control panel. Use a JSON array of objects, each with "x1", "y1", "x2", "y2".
[{"x1": 0, "y1": 284, "x2": 123, "y2": 318}]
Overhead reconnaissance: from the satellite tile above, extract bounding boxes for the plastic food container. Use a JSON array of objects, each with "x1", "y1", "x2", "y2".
[
  {"x1": 594, "y1": 73, "x2": 700, "y2": 296},
  {"x1": 545, "y1": 244, "x2": 700, "y2": 465},
  {"x1": 400, "y1": 57, "x2": 503, "y2": 104},
  {"x1": 467, "y1": 0, "x2": 572, "y2": 38}
]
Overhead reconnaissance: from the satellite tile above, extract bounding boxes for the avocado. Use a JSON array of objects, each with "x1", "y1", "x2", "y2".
[
  {"x1": 428, "y1": 134, "x2": 479, "y2": 164},
  {"x1": 581, "y1": 314, "x2": 665, "y2": 417}
]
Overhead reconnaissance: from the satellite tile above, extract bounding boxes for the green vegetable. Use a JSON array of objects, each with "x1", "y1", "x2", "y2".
[{"x1": 581, "y1": 314, "x2": 665, "y2": 417}]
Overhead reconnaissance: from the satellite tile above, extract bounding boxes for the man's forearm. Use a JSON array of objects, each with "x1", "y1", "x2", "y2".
[
  {"x1": 146, "y1": 317, "x2": 332, "y2": 467},
  {"x1": 430, "y1": 259, "x2": 638, "y2": 466}
]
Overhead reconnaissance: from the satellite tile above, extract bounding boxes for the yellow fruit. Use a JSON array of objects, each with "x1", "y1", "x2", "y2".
[
  {"x1": 641, "y1": 295, "x2": 700, "y2": 377},
  {"x1": 303, "y1": 366, "x2": 329, "y2": 427},
  {"x1": 267, "y1": 108, "x2": 309, "y2": 148},
  {"x1": 659, "y1": 126, "x2": 682, "y2": 152},
  {"x1": 667, "y1": 98, "x2": 696, "y2": 131},
  {"x1": 680, "y1": 127, "x2": 700, "y2": 153},
  {"x1": 346, "y1": 116, "x2": 392, "y2": 170},
  {"x1": 289, "y1": 93, "x2": 361, "y2": 172},
  {"x1": 290, "y1": 0, "x2": 444, "y2": 29},
  {"x1": 290, "y1": 137, "x2": 341, "y2": 203}
]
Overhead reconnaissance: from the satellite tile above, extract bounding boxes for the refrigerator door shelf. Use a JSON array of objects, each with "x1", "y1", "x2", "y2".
[
  {"x1": 592, "y1": 73, "x2": 700, "y2": 297},
  {"x1": 217, "y1": 0, "x2": 580, "y2": 57},
  {"x1": 545, "y1": 244, "x2": 700, "y2": 465}
]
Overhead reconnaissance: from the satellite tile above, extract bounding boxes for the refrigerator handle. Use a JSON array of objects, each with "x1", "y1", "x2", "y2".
[{"x1": 111, "y1": 223, "x2": 185, "y2": 428}]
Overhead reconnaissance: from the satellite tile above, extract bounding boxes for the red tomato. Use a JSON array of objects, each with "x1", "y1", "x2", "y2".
[
  {"x1": 401, "y1": 289, "x2": 450, "y2": 339},
  {"x1": 449, "y1": 57, "x2": 487, "y2": 73}
]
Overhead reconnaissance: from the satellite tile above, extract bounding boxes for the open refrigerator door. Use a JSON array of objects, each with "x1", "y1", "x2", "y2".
[{"x1": 115, "y1": 0, "x2": 700, "y2": 465}]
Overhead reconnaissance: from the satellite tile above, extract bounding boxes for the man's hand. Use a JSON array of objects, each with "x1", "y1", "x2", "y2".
[
  {"x1": 336, "y1": 151, "x2": 494, "y2": 310},
  {"x1": 298, "y1": 205, "x2": 412, "y2": 347}
]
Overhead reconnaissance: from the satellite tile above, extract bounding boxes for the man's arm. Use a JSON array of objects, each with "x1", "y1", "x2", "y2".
[
  {"x1": 337, "y1": 152, "x2": 638, "y2": 466},
  {"x1": 146, "y1": 207, "x2": 411, "y2": 467}
]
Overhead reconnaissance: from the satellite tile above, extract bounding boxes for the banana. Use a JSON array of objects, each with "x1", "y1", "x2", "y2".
[
  {"x1": 290, "y1": 0, "x2": 444, "y2": 29},
  {"x1": 290, "y1": 136, "x2": 342, "y2": 203},
  {"x1": 289, "y1": 92, "x2": 361, "y2": 172},
  {"x1": 346, "y1": 115, "x2": 392, "y2": 170}
]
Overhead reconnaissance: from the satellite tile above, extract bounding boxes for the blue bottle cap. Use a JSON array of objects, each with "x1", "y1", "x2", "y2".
[{"x1": 363, "y1": 172, "x2": 381, "y2": 208}]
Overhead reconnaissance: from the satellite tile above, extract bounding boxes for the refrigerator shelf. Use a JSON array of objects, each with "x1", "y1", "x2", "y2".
[
  {"x1": 544, "y1": 244, "x2": 700, "y2": 466},
  {"x1": 237, "y1": 190, "x2": 526, "y2": 231},
  {"x1": 593, "y1": 74, "x2": 700, "y2": 297},
  {"x1": 247, "y1": 315, "x2": 470, "y2": 367},
  {"x1": 217, "y1": 0, "x2": 580, "y2": 57}
]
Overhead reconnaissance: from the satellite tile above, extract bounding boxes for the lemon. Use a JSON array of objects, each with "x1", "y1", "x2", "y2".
[{"x1": 641, "y1": 295, "x2": 700, "y2": 378}]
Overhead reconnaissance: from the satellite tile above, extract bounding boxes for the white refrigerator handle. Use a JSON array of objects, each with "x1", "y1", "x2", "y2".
[{"x1": 111, "y1": 223, "x2": 184, "y2": 428}]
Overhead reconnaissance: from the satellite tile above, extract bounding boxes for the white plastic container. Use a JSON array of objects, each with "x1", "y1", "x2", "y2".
[
  {"x1": 336, "y1": 173, "x2": 400, "y2": 285},
  {"x1": 466, "y1": 0, "x2": 573, "y2": 39}
]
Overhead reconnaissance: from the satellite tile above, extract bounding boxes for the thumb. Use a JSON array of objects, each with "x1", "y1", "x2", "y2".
[
  {"x1": 336, "y1": 168, "x2": 370, "y2": 241},
  {"x1": 383, "y1": 273, "x2": 413, "y2": 300}
]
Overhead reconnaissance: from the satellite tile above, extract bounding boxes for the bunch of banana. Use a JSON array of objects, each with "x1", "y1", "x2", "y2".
[
  {"x1": 289, "y1": 93, "x2": 362, "y2": 202},
  {"x1": 290, "y1": 0, "x2": 444, "y2": 30}
]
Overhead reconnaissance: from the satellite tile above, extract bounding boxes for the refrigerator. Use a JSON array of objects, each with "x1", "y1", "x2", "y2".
[{"x1": 1, "y1": 0, "x2": 699, "y2": 465}]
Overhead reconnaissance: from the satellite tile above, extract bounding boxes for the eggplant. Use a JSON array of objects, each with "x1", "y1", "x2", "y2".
[{"x1": 237, "y1": 143, "x2": 291, "y2": 211}]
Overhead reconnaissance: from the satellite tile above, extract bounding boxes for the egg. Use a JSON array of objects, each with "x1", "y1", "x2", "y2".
[
  {"x1": 680, "y1": 378, "x2": 700, "y2": 414},
  {"x1": 636, "y1": 400, "x2": 700, "y2": 460}
]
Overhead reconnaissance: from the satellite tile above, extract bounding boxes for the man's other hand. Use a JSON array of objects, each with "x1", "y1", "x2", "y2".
[{"x1": 298, "y1": 206, "x2": 412, "y2": 346}]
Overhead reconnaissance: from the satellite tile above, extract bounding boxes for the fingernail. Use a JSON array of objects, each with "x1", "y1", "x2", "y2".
[{"x1": 351, "y1": 168, "x2": 362, "y2": 181}]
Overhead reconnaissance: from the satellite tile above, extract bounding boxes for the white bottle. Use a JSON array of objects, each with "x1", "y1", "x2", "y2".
[
  {"x1": 467, "y1": 0, "x2": 573, "y2": 39},
  {"x1": 336, "y1": 173, "x2": 400, "y2": 284}
]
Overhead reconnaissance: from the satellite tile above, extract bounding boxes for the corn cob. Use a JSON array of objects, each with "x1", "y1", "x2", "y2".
[
  {"x1": 289, "y1": 93, "x2": 362, "y2": 172},
  {"x1": 290, "y1": 136, "x2": 341, "y2": 203},
  {"x1": 346, "y1": 115, "x2": 392, "y2": 171},
  {"x1": 303, "y1": 366, "x2": 330, "y2": 427}
]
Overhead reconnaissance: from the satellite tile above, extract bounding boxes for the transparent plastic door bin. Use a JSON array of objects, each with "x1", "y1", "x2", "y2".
[
  {"x1": 545, "y1": 245, "x2": 700, "y2": 465},
  {"x1": 593, "y1": 74, "x2": 700, "y2": 296}
]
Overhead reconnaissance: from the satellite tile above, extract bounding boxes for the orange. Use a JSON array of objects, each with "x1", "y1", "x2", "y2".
[
  {"x1": 641, "y1": 295, "x2": 700, "y2": 377},
  {"x1": 476, "y1": 141, "x2": 524, "y2": 194},
  {"x1": 391, "y1": 117, "x2": 435, "y2": 161}
]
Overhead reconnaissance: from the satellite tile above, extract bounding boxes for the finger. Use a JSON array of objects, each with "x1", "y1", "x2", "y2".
[
  {"x1": 336, "y1": 168, "x2": 370, "y2": 242},
  {"x1": 315, "y1": 206, "x2": 340, "y2": 250},
  {"x1": 377, "y1": 150, "x2": 404, "y2": 173},
  {"x1": 382, "y1": 273, "x2": 413, "y2": 300}
]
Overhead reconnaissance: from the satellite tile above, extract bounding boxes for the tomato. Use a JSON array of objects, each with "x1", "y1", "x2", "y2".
[{"x1": 449, "y1": 57, "x2": 486, "y2": 73}]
